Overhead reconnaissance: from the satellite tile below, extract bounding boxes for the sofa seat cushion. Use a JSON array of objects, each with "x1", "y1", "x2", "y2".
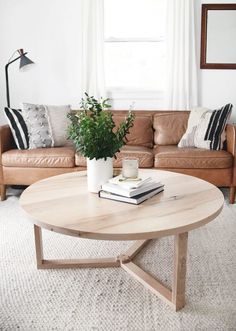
[
  {"x1": 154, "y1": 145, "x2": 233, "y2": 169},
  {"x1": 2, "y1": 147, "x2": 75, "y2": 168},
  {"x1": 75, "y1": 145, "x2": 154, "y2": 168}
]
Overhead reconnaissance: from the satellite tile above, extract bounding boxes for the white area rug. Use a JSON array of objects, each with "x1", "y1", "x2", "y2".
[{"x1": 0, "y1": 189, "x2": 236, "y2": 331}]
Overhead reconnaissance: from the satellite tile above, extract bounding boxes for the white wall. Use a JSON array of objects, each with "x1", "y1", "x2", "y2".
[
  {"x1": 0, "y1": 0, "x2": 236, "y2": 124},
  {"x1": 0, "y1": 0, "x2": 83, "y2": 124},
  {"x1": 196, "y1": 0, "x2": 236, "y2": 122}
]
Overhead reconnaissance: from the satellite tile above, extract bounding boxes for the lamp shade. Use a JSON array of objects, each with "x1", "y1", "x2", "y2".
[{"x1": 19, "y1": 54, "x2": 34, "y2": 69}]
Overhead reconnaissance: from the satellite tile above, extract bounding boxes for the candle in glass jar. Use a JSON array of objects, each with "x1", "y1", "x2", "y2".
[{"x1": 122, "y1": 159, "x2": 139, "y2": 178}]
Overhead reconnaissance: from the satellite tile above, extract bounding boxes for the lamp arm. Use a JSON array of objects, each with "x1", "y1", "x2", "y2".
[
  {"x1": 5, "y1": 52, "x2": 27, "y2": 108},
  {"x1": 6, "y1": 52, "x2": 27, "y2": 67}
]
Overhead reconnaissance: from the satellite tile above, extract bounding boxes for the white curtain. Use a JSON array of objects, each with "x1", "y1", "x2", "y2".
[
  {"x1": 165, "y1": 0, "x2": 198, "y2": 110},
  {"x1": 81, "y1": 0, "x2": 106, "y2": 99}
]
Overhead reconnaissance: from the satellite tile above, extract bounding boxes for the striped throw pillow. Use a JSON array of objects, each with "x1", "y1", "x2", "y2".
[
  {"x1": 179, "y1": 104, "x2": 233, "y2": 151},
  {"x1": 4, "y1": 107, "x2": 29, "y2": 149},
  {"x1": 194, "y1": 104, "x2": 233, "y2": 150}
]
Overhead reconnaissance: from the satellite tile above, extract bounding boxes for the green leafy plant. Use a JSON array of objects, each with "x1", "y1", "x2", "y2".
[{"x1": 68, "y1": 93, "x2": 135, "y2": 160}]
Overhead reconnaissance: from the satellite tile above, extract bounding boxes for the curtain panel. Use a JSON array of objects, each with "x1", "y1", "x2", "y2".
[
  {"x1": 165, "y1": 0, "x2": 198, "y2": 110},
  {"x1": 81, "y1": 0, "x2": 106, "y2": 99}
]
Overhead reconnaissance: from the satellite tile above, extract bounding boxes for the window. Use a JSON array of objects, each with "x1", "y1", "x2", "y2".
[{"x1": 104, "y1": 0, "x2": 167, "y2": 97}]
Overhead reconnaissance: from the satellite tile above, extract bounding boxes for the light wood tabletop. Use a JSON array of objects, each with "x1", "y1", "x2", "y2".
[
  {"x1": 20, "y1": 169, "x2": 224, "y2": 311},
  {"x1": 20, "y1": 169, "x2": 224, "y2": 241}
]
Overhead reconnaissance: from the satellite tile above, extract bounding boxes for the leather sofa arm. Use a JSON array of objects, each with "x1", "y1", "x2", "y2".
[
  {"x1": 226, "y1": 124, "x2": 236, "y2": 156},
  {"x1": 0, "y1": 125, "x2": 15, "y2": 156},
  {"x1": 226, "y1": 124, "x2": 236, "y2": 185}
]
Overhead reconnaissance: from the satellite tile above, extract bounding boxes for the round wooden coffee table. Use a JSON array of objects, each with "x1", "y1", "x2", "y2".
[{"x1": 20, "y1": 170, "x2": 224, "y2": 311}]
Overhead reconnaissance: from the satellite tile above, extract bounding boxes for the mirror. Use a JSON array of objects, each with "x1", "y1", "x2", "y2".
[{"x1": 200, "y1": 4, "x2": 236, "y2": 69}]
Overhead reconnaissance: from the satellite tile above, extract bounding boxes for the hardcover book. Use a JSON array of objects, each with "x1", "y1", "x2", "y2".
[{"x1": 99, "y1": 186, "x2": 164, "y2": 205}]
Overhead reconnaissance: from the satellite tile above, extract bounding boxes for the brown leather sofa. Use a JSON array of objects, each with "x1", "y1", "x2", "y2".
[{"x1": 0, "y1": 111, "x2": 235, "y2": 203}]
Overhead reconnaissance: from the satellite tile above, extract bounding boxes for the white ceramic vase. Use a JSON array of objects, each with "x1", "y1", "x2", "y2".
[{"x1": 87, "y1": 157, "x2": 113, "y2": 193}]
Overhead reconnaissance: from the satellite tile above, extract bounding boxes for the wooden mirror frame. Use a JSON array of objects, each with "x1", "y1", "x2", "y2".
[{"x1": 200, "y1": 3, "x2": 236, "y2": 69}]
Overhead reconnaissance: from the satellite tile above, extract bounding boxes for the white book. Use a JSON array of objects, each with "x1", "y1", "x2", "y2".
[
  {"x1": 101, "y1": 181, "x2": 163, "y2": 198},
  {"x1": 109, "y1": 174, "x2": 152, "y2": 189},
  {"x1": 99, "y1": 186, "x2": 164, "y2": 205}
]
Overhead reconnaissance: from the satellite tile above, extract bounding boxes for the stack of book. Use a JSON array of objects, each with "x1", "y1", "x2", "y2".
[{"x1": 99, "y1": 174, "x2": 164, "y2": 205}]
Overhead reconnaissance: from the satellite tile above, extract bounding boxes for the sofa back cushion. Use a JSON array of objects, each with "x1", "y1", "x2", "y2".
[
  {"x1": 153, "y1": 113, "x2": 189, "y2": 145},
  {"x1": 45, "y1": 105, "x2": 72, "y2": 147},
  {"x1": 113, "y1": 114, "x2": 153, "y2": 148}
]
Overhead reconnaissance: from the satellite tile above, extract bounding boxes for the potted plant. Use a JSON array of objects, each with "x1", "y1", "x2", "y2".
[{"x1": 68, "y1": 93, "x2": 135, "y2": 193}]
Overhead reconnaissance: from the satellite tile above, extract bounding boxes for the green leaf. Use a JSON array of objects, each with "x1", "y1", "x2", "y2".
[{"x1": 67, "y1": 93, "x2": 135, "y2": 159}]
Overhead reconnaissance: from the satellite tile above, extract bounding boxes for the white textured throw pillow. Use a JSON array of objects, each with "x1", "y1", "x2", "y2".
[
  {"x1": 22, "y1": 103, "x2": 53, "y2": 149},
  {"x1": 178, "y1": 107, "x2": 209, "y2": 148},
  {"x1": 193, "y1": 111, "x2": 213, "y2": 149},
  {"x1": 45, "y1": 105, "x2": 71, "y2": 146}
]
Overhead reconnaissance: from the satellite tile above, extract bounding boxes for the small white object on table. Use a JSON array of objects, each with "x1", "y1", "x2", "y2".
[{"x1": 122, "y1": 159, "x2": 139, "y2": 178}]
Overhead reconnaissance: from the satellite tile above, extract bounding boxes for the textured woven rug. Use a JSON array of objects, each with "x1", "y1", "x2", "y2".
[{"x1": 0, "y1": 189, "x2": 236, "y2": 331}]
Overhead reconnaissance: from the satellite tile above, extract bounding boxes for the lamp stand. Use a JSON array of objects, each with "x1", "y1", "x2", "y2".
[{"x1": 5, "y1": 52, "x2": 28, "y2": 108}]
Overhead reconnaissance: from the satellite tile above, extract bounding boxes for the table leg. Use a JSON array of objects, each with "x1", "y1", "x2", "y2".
[
  {"x1": 172, "y1": 232, "x2": 188, "y2": 311},
  {"x1": 34, "y1": 225, "x2": 44, "y2": 269},
  {"x1": 123, "y1": 239, "x2": 150, "y2": 260},
  {"x1": 33, "y1": 225, "x2": 120, "y2": 269},
  {"x1": 32, "y1": 227, "x2": 189, "y2": 311}
]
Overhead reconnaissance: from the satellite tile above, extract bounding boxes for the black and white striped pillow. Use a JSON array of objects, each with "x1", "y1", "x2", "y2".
[
  {"x1": 204, "y1": 104, "x2": 233, "y2": 150},
  {"x1": 194, "y1": 103, "x2": 233, "y2": 150},
  {"x1": 4, "y1": 107, "x2": 29, "y2": 149}
]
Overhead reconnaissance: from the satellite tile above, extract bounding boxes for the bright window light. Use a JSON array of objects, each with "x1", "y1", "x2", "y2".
[{"x1": 104, "y1": 0, "x2": 167, "y2": 92}]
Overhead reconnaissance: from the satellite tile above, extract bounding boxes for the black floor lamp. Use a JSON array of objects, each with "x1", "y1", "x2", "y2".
[{"x1": 5, "y1": 49, "x2": 34, "y2": 108}]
